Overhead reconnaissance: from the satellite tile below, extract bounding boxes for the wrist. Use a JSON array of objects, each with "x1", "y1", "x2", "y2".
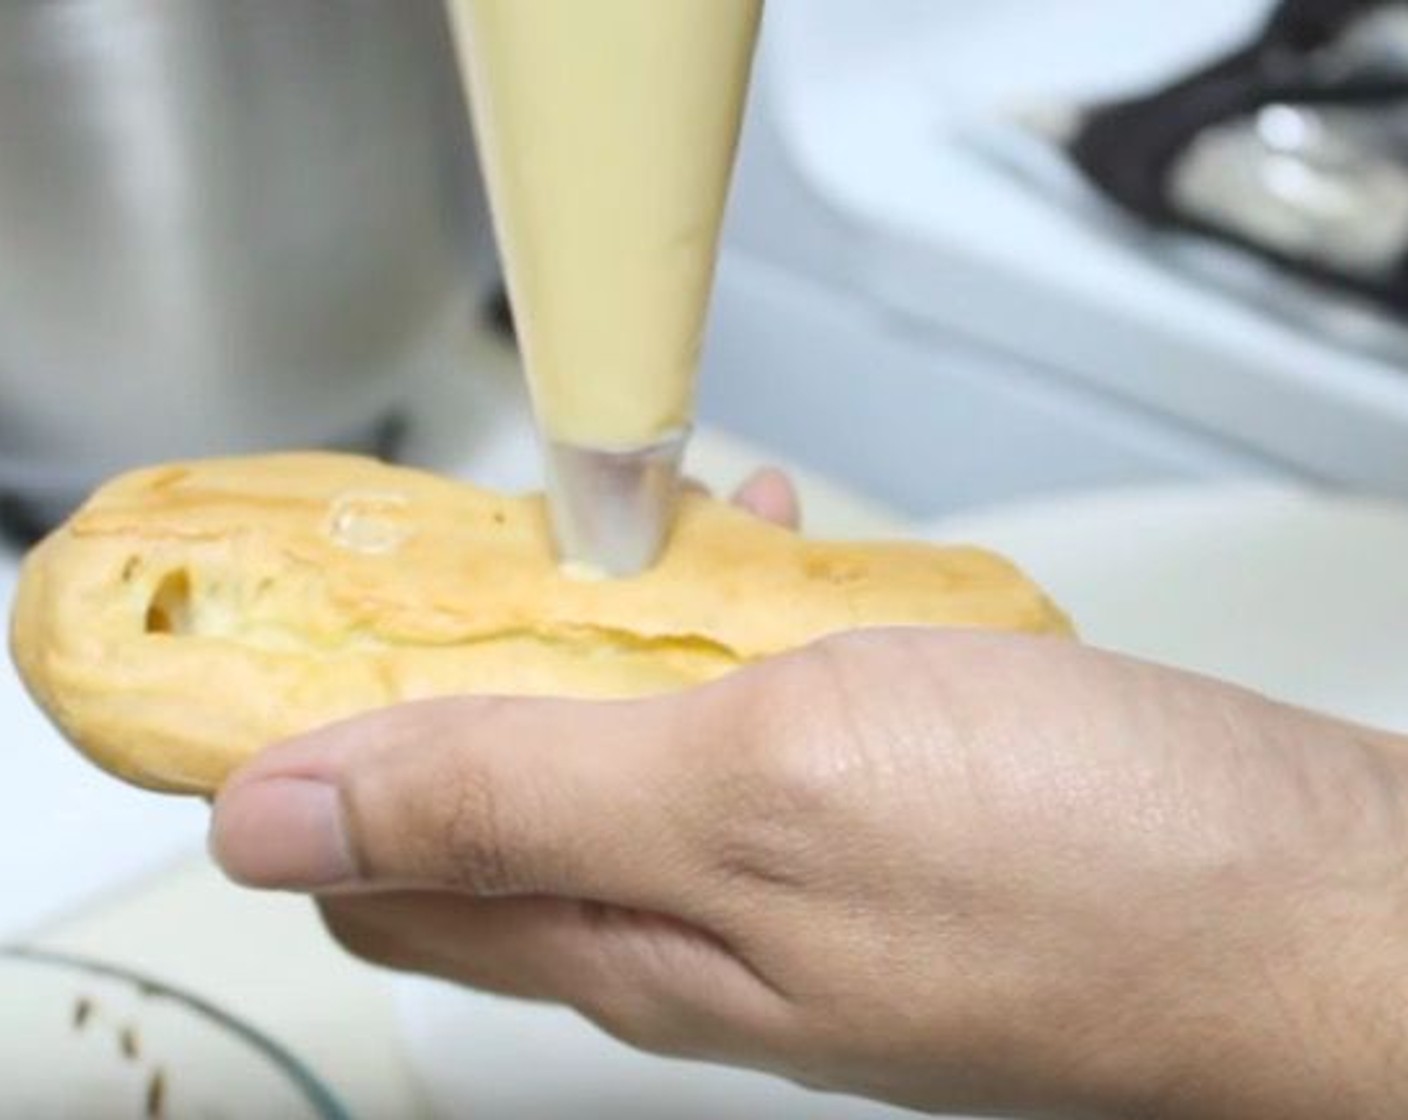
[
  {"x1": 1151, "y1": 724, "x2": 1408, "y2": 1119},
  {"x1": 1057, "y1": 721, "x2": 1408, "y2": 1120},
  {"x1": 1282, "y1": 726, "x2": 1408, "y2": 1118}
]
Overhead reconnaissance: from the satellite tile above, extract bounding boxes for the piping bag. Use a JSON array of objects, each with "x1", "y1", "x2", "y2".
[{"x1": 448, "y1": 0, "x2": 764, "y2": 577}]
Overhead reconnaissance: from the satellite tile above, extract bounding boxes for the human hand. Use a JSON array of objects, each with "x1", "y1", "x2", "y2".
[{"x1": 210, "y1": 478, "x2": 1408, "y2": 1120}]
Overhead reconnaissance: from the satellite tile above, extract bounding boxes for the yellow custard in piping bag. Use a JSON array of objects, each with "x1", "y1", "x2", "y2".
[{"x1": 447, "y1": 0, "x2": 763, "y2": 449}]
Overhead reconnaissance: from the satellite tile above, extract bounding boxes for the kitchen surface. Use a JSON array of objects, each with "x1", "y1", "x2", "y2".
[{"x1": 6, "y1": 0, "x2": 1408, "y2": 1117}]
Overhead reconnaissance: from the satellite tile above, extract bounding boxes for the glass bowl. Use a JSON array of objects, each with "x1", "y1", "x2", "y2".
[{"x1": 0, "y1": 947, "x2": 350, "y2": 1119}]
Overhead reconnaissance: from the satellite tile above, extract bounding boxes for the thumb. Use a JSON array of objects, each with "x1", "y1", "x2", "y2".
[{"x1": 209, "y1": 690, "x2": 715, "y2": 909}]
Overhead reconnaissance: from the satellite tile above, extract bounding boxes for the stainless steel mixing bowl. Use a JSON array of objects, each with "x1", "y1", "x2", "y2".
[{"x1": 0, "y1": 0, "x2": 492, "y2": 528}]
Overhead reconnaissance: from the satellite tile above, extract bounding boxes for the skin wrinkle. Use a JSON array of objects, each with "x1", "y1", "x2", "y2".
[
  {"x1": 1171, "y1": 687, "x2": 1352, "y2": 869},
  {"x1": 564, "y1": 922, "x2": 754, "y2": 1062},
  {"x1": 329, "y1": 753, "x2": 385, "y2": 888},
  {"x1": 945, "y1": 653, "x2": 1071, "y2": 848},
  {"x1": 442, "y1": 752, "x2": 521, "y2": 896},
  {"x1": 333, "y1": 699, "x2": 533, "y2": 895},
  {"x1": 1225, "y1": 709, "x2": 1397, "y2": 882},
  {"x1": 802, "y1": 638, "x2": 890, "y2": 791},
  {"x1": 574, "y1": 900, "x2": 795, "y2": 1031}
]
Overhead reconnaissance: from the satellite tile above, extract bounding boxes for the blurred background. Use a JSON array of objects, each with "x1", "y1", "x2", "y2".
[
  {"x1": 3, "y1": 0, "x2": 1407, "y2": 537},
  {"x1": 704, "y1": 0, "x2": 1408, "y2": 517}
]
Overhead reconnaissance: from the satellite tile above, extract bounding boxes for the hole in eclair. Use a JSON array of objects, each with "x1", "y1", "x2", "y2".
[{"x1": 144, "y1": 569, "x2": 193, "y2": 636}]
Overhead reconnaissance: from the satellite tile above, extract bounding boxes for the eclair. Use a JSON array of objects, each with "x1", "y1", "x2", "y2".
[{"x1": 11, "y1": 453, "x2": 1072, "y2": 794}]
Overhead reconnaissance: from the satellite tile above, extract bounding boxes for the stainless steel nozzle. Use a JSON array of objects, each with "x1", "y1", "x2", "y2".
[{"x1": 544, "y1": 430, "x2": 689, "y2": 578}]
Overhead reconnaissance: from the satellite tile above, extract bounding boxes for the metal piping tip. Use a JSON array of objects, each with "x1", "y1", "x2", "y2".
[{"x1": 544, "y1": 430, "x2": 689, "y2": 578}]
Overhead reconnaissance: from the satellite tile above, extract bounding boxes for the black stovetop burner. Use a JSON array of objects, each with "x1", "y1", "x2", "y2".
[{"x1": 1067, "y1": 0, "x2": 1408, "y2": 322}]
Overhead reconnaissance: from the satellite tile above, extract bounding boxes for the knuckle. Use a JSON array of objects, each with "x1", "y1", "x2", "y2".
[
  {"x1": 438, "y1": 762, "x2": 523, "y2": 895},
  {"x1": 731, "y1": 646, "x2": 844, "y2": 797},
  {"x1": 702, "y1": 645, "x2": 859, "y2": 890},
  {"x1": 338, "y1": 698, "x2": 532, "y2": 893},
  {"x1": 703, "y1": 631, "x2": 952, "y2": 892}
]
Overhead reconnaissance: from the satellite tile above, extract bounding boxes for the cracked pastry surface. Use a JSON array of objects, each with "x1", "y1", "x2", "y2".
[{"x1": 11, "y1": 453, "x2": 1073, "y2": 795}]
